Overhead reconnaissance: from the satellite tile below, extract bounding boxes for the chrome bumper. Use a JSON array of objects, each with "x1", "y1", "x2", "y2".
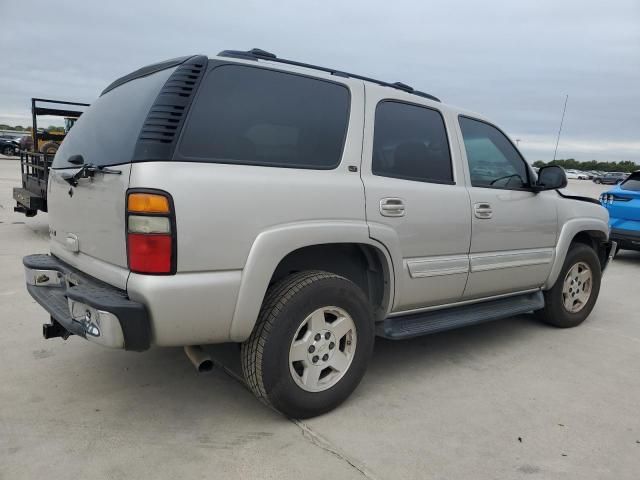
[{"x1": 23, "y1": 254, "x2": 150, "y2": 351}]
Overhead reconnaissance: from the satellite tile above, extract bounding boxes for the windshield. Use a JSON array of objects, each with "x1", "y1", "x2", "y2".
[{"x1": 52, "y1": 66, "x2": 175, "y2": 169}]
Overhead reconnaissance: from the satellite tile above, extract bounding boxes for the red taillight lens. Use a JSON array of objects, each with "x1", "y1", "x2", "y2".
[
  {"x1": 126, "y1": 191, "x2": 175, "y2": 274},
  {"x1": 127, "y1": 234, "x2": 172, "y2": 273}
]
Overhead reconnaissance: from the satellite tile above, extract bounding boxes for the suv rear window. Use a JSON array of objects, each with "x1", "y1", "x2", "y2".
[
  {"x1": 176, "y1": 65, "x2": 350, "y2": 169},
  {"x1": 621, "y1": 172, "x2": 640, "y2": 191},
  {"x1": 53, "y1": 67, "x2": 175, "y2": 169},
  {"x1": 372, "y1": 101, "x2": 453, "y2": 184}
]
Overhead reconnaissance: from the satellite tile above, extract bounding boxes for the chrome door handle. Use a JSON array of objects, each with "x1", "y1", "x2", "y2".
[
  {"x1": 380, "y1": 198, "x2": 406, "y2": 217},
  {"x1": 473, "y1": 202, "x2": 493, "y2": 219}
]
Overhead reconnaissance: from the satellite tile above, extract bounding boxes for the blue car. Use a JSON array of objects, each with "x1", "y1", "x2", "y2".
[{"x1": 600, "y1": 171, "x2": 640, "y2": 251}]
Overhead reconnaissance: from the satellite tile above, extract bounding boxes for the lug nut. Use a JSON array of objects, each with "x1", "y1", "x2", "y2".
[
  {"x1": 329, "y1": 342, "x2": 335, "y2": 349},
  {"x1": 314, "y1": 333, "x2": 321, "y2": 341},
  {"x1": 325, "y1": 332, "x2": 331, "y2": 340},
  {"x1": 308, "y1": 345, "x2": 315, "y2": 353},
  {"x1": 322, "y1": 354, "x2": 329, "y2": 361},
  {"x1": 312, "y1": 355, "x2": 319, "y2": 363}
]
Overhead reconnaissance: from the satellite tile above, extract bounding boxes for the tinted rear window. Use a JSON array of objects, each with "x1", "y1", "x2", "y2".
[
  {"x1": 53, "y1": 67, "x2": 175, "y2": 169},
  {"x1": 621, "y1": 173, "x2": 640, "y2": 191},
  {"x1": 372, "y1": 101, "x2": 453, "y2": 184},
  {"x1": 177, "y1": 65, "x2": 350, "y2": 169}
]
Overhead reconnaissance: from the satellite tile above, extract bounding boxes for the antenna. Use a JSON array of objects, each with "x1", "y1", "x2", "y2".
[{"x1": 552, "y1": 94, "x2": 569, "y2": 161}]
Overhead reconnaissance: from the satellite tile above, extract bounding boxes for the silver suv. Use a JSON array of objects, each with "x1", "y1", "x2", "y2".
[{"x1": 24, "y1": 49, "x2": 616, "y2": 418}]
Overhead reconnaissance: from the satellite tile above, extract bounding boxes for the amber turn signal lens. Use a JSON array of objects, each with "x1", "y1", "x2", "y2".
[{"x1": 128, "y1": 193, "x2": 170, "y2": 213}]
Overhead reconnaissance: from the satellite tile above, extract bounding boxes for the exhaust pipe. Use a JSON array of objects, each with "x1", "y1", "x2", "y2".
[{"x1": 184, "y1": 345, "x2": 213, "y2": 373}]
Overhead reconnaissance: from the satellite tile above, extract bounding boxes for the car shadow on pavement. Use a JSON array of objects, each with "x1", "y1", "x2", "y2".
[
  {"x1": 69, "y1": 312, "x2": 545, "y2": 424},
  {"x1": 202, "y1": 313, "x2": 549, "y2": 410},
  {"x1": 364, "y1": 314, "x2": 546, "y2": 385},
  {"x1": 43, "y1": 308, "x2": 591, "y2": 425},
  {"x1": 60, "y1": 342, "x2": 284, "y2": 426},
  {"x1": 104, "y1": 314, "x2": 548, "y2": 412},
  {"x1": 613, "y1": 249, "x2": 640, "y2": 265}
]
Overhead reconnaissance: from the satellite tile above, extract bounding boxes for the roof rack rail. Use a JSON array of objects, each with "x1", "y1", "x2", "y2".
[{"x1": 218, "y1": 48, "x2": 441, "y2": 103}]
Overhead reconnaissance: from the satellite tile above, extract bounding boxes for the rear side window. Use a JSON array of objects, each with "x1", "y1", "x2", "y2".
[
  {"x1": 53, "y1": 67, "x2": 175, "y2": 169},
  {"x1": 177, "y1": 65, "x2": 350, "y2": 169},
  {"x1": 621, "y1": 172, "x2": 640, "y2": 191},
  {"x1": 372, "y1": 101, "x2": 453, "y2": 184},
  {"x1": 459, "y1": 116, "x2": 529, "y2": 189}
]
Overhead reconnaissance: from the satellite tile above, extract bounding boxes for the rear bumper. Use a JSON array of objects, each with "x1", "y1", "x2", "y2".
[{"x1": 23, "y1": 254, "x2": 150, "y2": 351}]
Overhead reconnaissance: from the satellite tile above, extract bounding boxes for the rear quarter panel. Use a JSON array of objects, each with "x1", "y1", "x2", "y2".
[{"x1": 128, "y1": 162, "x2": 366, "y2": 273}]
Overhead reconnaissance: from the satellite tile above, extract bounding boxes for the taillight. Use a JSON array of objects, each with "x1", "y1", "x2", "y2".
[{"x1": 126, "y1": 191, "x2": 175, "y2": 274}]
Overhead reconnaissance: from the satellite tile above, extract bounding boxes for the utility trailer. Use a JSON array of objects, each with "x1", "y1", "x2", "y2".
[{"x1": 13, "y1": 98, "x2": 89, "y2": 216}]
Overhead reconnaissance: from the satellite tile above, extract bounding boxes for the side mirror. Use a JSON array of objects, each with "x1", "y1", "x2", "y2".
[{"x1": 535, "y1": 165, "x2": 567, "y2": 191}]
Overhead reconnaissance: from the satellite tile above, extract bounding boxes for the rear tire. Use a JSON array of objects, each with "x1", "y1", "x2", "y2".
[
  {"x1": 241, "y1": 271, "x2": 374, "y2": 418},
  {"x1": 538, "y1": 243, "x2": 601, "y2": 328}
]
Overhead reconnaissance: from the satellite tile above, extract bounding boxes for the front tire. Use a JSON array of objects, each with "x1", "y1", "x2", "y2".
[
  {"x1": 241, "y1": 271, "x2": 374, "y2": 418},
  {"x1": 40, "y1": 141, "x2": 59, "y2": 156},
  {"x1": 538, "y1": 243, "x2": 601, "y2": 328}
]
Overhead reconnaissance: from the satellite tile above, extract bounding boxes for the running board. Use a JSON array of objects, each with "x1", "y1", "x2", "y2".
[{"x1": 377, "y1": 291, "x2": 545, "y2": 340}]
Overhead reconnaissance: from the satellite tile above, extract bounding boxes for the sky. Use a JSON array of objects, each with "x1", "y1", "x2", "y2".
[{"x1": 1, "y1": 0, "x2": 639, "y2": 163}]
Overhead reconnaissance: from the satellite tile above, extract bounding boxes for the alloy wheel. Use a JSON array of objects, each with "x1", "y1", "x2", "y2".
[
  {"x1": 562, "y1": 261, "x2": 593, "y2": 313},
  {"x1": 288, "y1": 306, "x2": 357, "y2": 393}
]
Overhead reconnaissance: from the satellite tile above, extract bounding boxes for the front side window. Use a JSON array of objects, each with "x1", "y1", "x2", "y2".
[
  {"x1": 459, "y1": 117, "x2": 529, "y2": 189},
  {"x1": 177, "y1": 65, "x2": 350, "y2": 169},
  {"x1": 372, "y1": 101, "x2": 453, "y2": 184}
]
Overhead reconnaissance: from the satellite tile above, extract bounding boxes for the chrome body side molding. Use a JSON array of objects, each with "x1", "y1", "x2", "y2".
[
  {"x1": 406, "y1": 255, "x2": 469, "y2": 278},
  {"x1": 470, "y1": 248, "x2": 554, "y2": 273}
]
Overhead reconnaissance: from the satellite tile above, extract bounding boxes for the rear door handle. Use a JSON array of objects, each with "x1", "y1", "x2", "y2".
[
  {"x1": 380, "y1": 198, "x2": 405, "y2": 217},
  {"x1": 473, "y1": 202, "x2": 493, "y2": 219}
]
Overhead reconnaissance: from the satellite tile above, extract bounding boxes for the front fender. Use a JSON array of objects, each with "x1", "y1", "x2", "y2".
[
  {"x1": 228, "y1": 221, "x2": 395, "y2": 342},
  {"x1": 544, "y1": 217, "x2": 610, "y2": 289}
]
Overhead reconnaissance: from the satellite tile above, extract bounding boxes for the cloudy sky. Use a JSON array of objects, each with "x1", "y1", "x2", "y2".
[{"x1": 2, "y1": 0, "x2": 639, "y2": 162}]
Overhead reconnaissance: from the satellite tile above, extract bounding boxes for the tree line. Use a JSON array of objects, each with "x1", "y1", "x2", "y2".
[
  {"x1": 0, "y1": 124, "x2": 64, "y2": 132},
  {"x1": 533, "y1": 159, "x2": 638, "y2": 173}
]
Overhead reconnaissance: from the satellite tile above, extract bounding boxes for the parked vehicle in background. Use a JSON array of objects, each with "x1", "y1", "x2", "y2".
[
  {"x1": 21, "y1": 49, "x2": 616, "y2": 418},
  {"x1": 600, "y1": 171, "x2": 640, "y2": 251},
  {"x1": 0, "y1": 138, "x2": 18, "y2": 156},
  {"x1": 594, "y1": 172, "x2": 627, "y2": 184},
  {"x1": 565, "y1": 169, "x2": 588, "y2": 180},
  {"x1": 0, "y1": 133, "x2": 23, "y2": 145}
]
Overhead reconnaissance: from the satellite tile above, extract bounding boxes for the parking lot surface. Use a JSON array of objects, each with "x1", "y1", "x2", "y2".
[{"x1": 1, "y1": 160, "x2": 638, "y2": 479}]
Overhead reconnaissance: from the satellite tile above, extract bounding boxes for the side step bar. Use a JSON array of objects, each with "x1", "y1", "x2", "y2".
[{"x1": 377, "y1": 291, "x2": 544, "y2": 340}]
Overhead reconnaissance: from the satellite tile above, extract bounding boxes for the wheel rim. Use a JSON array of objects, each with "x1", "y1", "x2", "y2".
[
  {"x1": 288, "y1": 306, "x2": 357, "y2": 393},
  {"x1": 562, "y1": 261, "x2": 593, "y2": 313}
]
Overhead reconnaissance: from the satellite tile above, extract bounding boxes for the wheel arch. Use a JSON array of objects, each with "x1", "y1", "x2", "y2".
[
  {"x1": 544, "y1": 218, "x2": 610, "y2": 289},
  {"x1": 229, "y1": 222, "x2": 396, "y2": 342}
]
